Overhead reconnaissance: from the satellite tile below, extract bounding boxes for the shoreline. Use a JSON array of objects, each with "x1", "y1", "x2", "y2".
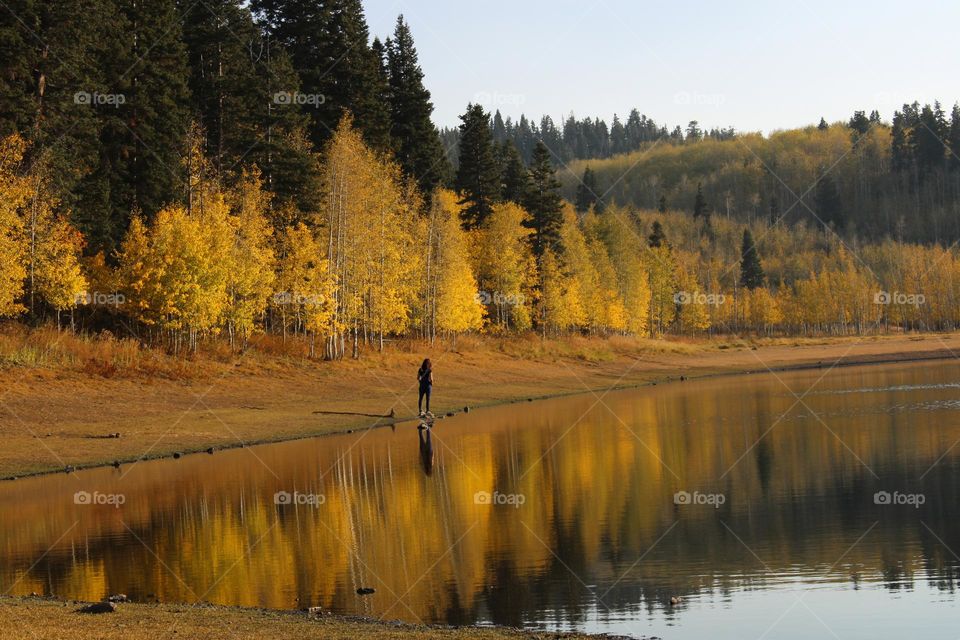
[
  {"x1": 3, "y1": 334, "x2": 959, "y2": 482},
  {"x1": 0, "y1": 595, "x2": 613, "y2": 639}
]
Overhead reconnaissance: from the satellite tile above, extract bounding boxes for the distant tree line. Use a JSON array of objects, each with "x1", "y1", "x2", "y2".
[{"x1": 441, "y1": 109, "x2": 736, "y2": 167}]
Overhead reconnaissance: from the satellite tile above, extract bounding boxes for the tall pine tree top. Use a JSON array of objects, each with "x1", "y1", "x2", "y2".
[
  {"x1": 454, "y1": 104, "x2": 500, "y2": 229},
  {"x1": 524, "y1": 141, "x2": 564, "y2": 257},
  {"x1": 386, "y1": 15, "x2": 449, "y2": 198},
  {"x1": 251, "y1": 0, "x2": 391, "y2": 151}
]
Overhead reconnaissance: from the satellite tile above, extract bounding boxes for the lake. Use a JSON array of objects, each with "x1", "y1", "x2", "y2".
[{"x1": 2, "y1": 360, "x2": 959, "y2": 639}]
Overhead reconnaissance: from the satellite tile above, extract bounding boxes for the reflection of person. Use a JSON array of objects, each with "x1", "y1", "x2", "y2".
[
  {"x1": 417, "y1": 359, "x2": 433, "y2": 416},
  {"x1": 418, "y1": 426, "x2": 434, "y2": 476}
]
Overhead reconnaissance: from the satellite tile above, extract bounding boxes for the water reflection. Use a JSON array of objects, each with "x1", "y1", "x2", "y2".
[
  {"x1": 1, "y1": 361, "x2": 959, "y2": 638},
  {"x1": 418, "y1": 424, "x2": 434, "y2": 476}
]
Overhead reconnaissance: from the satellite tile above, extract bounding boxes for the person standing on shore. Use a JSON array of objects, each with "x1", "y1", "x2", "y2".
[{"x1": 418, "y1": 359, "x2": 433, "y2": 416}]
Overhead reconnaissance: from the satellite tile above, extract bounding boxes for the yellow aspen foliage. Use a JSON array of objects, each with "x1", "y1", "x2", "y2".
[
  {"x1": 21, "y1": 165, "x2": 87, "y2": 314},
  {"x1": 274, "y1": 223, "x2": 336, "y2": 345},
  {"x1": 674, "y1": 267, "x2": 710, "y2": 333},
  {"x1": 0, "y1": 134, "x2": 30, "y2": 316},
  {"x1": 322, "y1": 116, "x2": 418, "y2": 356},
  {"x1": 746, "y1": 287, "x2": 783, "y2": 332},
  {"x1": 594, "y1": 208, "x2": 651, "y2": 336},
  {"x1": 224, "y1": 168, "x2": 276, "y2": 343},
  {"x1": 589, "y1": 237, "x2": 628, "y2": 333},
  {"x1": 118, "y1": 202, "x2": 231, "y2": 346},
  {"x1": 645, "y1": 245, "x2": 677, "y2": 335},
  {"x1": 561, "y1": 208, "x2": 617, "y2": 333},
  {"x1": 429, "y1": 190, "x2": 484, "y2": 335},
  {"x1": 472, "y1": 200, "x2": 536, "y2": 331},
  {"x1": 538, "y1": 248, "x2": 583, "y2": 335},
  {"x1": 32, "y1": 214, "x2": 87, "y2": 312}
]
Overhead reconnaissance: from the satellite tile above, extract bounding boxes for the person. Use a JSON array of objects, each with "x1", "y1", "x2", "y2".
[{"x1": 417, "y1": 359, "x2": 433, "y2": 416}]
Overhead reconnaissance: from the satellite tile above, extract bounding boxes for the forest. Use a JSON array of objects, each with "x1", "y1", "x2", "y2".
[{"x1": 3, "y1": 0, "x2": 960, "y2": 358}]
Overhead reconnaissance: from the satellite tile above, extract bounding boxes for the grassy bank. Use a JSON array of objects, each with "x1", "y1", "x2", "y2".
[
  {"x1": 0, "y1": 597, "x2": 602, "y2": 639},
  {"x1": 2, "y1": 325, "x2": 960, "y2": 479}
]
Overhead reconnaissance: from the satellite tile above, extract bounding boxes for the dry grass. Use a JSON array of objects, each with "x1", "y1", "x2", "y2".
[
  {"x1": 1, "y1": 323, "x2": 958, "y2": 479},
  {"x1": 0, "y1": 597, "x2": 601, "y2": 640}
]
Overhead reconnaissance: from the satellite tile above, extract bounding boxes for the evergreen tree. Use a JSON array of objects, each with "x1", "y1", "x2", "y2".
[
  {"x1": 818, "y1": 117, "x2": 829, "y2": 131},
  {"x1": 574, "y1": 166, "x2": 599, "y2": 213},
  {"x1": 891, "y1": 110, "x2": 913, "y2": 173},
  {"x1": 129, "y1": 0, "x2": 193, "y2": 216},
  {"x1": 848, "y1": 110, "x2": 870, "y2": 139},
  {"x1": 814, "y1": 170, "x2": 843, "y2": 229},
  {"x1": 524, "y1": 141, "x2": 564, "y2": 256},
  {"x1": 0, "y1": 0, "x2": 122, "y2": 251},
  {"x1": 454, "y1": 104, "x2": 500, "y2": 228},
  {"x1": 497, "y1": 140, "x2": 528, "y2": 204},
  {"x1": 740, "y1": 229, "x2": 764, "y2": 290},
  {"x1": 693, "y1": 183, "x2": 707, "y2": 219},
  {"x1": 648, "y1": 220, "x2": 666, "y2": 248},
  {"x1": 179, "y1": 0, "x2": 319, "y2": 213},
  {"x1": 950, "y1": 104, "x2": 960, "y2": 172},
  {"x1": 658, "y1": 194, "x2": 667, "y2": 213},
  {"x1": 385, "y1": 15, "x2": 449, "y2": 197},
  {"x1": 252, "y1": 0, "x2": 391, "y2": 151},
  {"x1": 912, "y1": 102, "x2": 947, "y2": 178}
]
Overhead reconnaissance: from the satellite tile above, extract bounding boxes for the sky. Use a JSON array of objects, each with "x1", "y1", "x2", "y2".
[{"x1": 360, "y1": 0, "x2": 960, "y2": 133}]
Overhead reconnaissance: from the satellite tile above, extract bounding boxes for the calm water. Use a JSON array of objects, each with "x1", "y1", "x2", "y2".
[{"x1": 2, "y1": 361, "x2": 960, "y2": 638}]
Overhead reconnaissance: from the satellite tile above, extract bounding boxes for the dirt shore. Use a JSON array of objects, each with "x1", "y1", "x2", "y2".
[
  {"x1": 2, "y1": 332, "x2": 959, "y2": 479},
  {"x1": 0, "y1": 596, "x2": 605, "y2": 640}
]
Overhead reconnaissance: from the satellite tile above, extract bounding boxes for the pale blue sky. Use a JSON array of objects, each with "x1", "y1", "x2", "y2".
[{"x1": 360, "y1": 0, "x2": 960, "y2": 133}]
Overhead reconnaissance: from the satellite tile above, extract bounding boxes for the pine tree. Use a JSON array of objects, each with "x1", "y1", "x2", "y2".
[
  {"x1": 891, "y1": 110, "x2": 913, "y2": 173},
  {"x1": 648, "y1": 220, "x2": 667, "y2": 248},
  {"x1": 252, "y1": 0, "x2": 391, "y2": 151},
  {"x1": 385, "y1": 15, "x2": 449, "y2": 197},
  {"x1": 122, "y1": 0, "x2": 192, "y2": 223},
  {"x1": 693, "y1": 183, "x2": 708, "y2": 219},
  {"x1": 575, "y1": 166, "x2": 599, "y2": 213},
  {"x1": 0, "y1": 0, "x2": 124, "y2": 252},
  {"x1": 523, "y1": 141, "x2": 564, "y2": 256},
  {"x1": 912, "y1": 103, "x2": 947, "y2": 178},
  {"x1": 818, "y1": 117, "x2": 829, "y2": 131},
  {"x1": 814, "y1": 170, "x2": 843, "y2": 229},
  {"x1": 949, "y1": 104, "x2": 960, "y2": 172},
  {"x1": 658, "y1": 194, "x2": 667, "y2": 214},
  {"x1": 740, "y1": 229, "x2": 765, "y2": 290},
  {"x1": 497, "y1": 140, "x2": 528, "y2": 204},
  {"x1": 454, "y1": 104, "x2": 500, "y2": 229}
]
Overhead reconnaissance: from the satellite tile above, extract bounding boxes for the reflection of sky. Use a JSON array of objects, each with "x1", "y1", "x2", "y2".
[{"x1": 544, "y1": 581, "x2": 960, "y2": 639}]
